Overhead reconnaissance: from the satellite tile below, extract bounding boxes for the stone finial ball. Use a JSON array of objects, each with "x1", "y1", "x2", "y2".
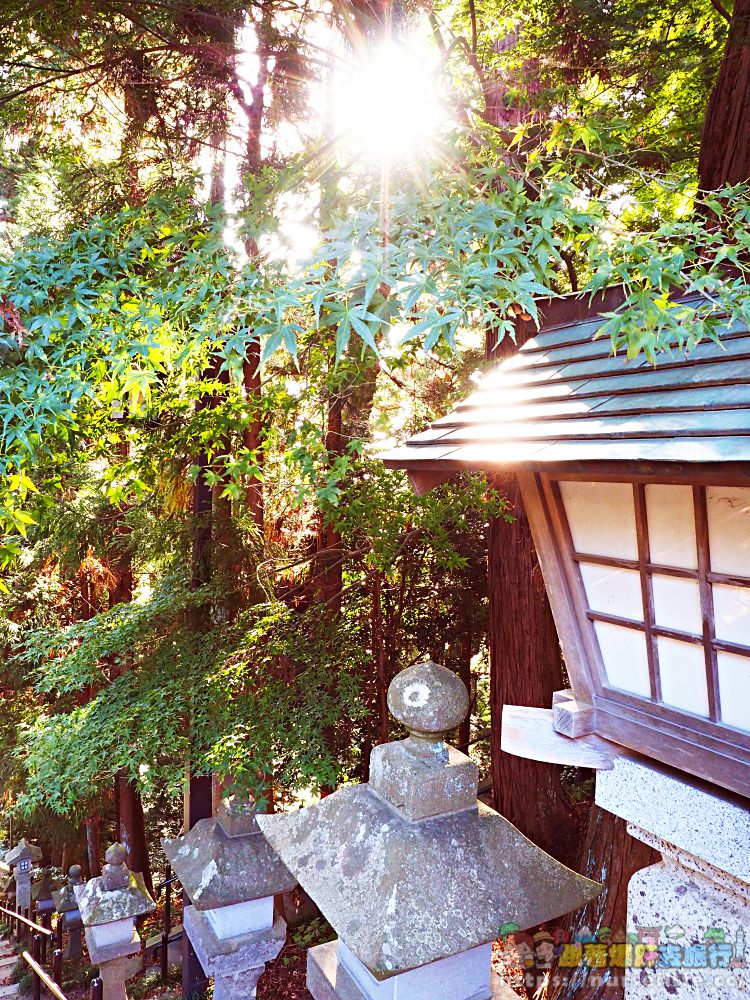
[
  {"x1": 69, "y1": 864, "x2": 83, "y2": 884},
  {"x1": 388, "y1": 661, "x2": 469, "y2": 736},
  {"x1": 105, "y1": 843, "x2": 128, "y2": 867}
]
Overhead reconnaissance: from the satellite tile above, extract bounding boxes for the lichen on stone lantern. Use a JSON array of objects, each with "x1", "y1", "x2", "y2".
[
  {"x1": 258, "y1": 660, "x2": 602, "y2": 1000},
  {"x1": 162, "y1": 790, "x2": 297, "y2": 1000},
  {"x1": 75, "y1": 843, "x2": 155, "y2": 1000}
]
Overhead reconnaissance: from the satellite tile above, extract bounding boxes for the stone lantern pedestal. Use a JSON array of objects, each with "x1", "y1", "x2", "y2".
[
  {"x1": 53, "y1": 865, "x2": 85, "y2": 959},
  {"x1": 596, "y1": 756, "x2": 750, "y2": 1000},
  {"x1": 75, "y1": 844, "x2": 155, "y2": 1000},
  {"x1": 5, "y1": 838, "x2": 43, "y2": 916},
  {"x1": 259, "y1": 661, "x2": 603, "y2": 1000},
  {"x1": 163, "y1": 793, "x2": 297, "y2": 1000}
]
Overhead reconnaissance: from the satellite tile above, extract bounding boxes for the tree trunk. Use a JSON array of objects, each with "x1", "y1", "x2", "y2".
[
  {"x1": 548, "y1": 809, "x2": 660, "y2": 1000},
  {"x1": 116, "y1": 772, "x2": 153, "y2": 894},
  {"x1": 85, "y1": 813, "x2": 102, "y2": 878},
  {"x1": 698, "y1": 0, "x2": 750, "y2": 191},
  {"x1": 243, "y1": 340, "x2": 264, "y2": 531},
  {"x1": 487, "y1": 473, "x2": 580, "y2": 869}
]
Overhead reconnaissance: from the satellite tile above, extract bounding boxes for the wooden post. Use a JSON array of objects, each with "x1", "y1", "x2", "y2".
[
  {"x1": 32, "y1": 934, "x2": 41, "y2": 1000},
  {"x1": 53, "y1": 949, "x2": 62, "y2": 988}
]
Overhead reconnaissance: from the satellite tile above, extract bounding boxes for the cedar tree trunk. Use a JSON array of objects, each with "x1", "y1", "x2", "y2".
[
  {"x1": 698, "y1": 0, "x2": 750, "y2": 191},
  {"x1": 117, "y1": 772, "x2": 153, "y2": 894}
]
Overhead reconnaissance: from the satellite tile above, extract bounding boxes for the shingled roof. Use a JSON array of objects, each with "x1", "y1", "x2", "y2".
[{"x1": 380, "y1": 291, "x2": 750, "y2": 491}]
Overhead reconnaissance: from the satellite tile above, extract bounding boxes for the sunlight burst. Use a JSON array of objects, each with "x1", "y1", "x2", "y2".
[{"x1": 334, "y1": 40, "x2": 449, "y2": 165}]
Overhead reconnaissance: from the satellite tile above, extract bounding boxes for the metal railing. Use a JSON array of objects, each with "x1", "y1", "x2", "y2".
[
  {"x1": 23, "y1": 935, "x2": 102, "y2": 1000},
  {"x1": 156, "y1": 870, "x2": 180, "y2": 983},
  {"x1": 0, "y1": 904, "x2": 52, "y2": 949}
]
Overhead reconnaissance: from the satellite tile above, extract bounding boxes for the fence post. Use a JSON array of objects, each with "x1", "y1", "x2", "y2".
[
  {"x1": 40, "y1": 914, "x2": 48, "y2": 966},
  {"x1": 31, "y1": 933, "x2": 41, "y2": 1000},
  {"x1": 53, "y1": 948, "x2": 63, "y2": 988},
  {"x1": 23, "y1": 907, "x2": 30, "y2": 946},
  {"x1": 160, "y1": 878, "x2": 171, "y2": 983},
  {"x1": 55, "y1": 915, "x2": 63, "y2": 953},
  {"x1": 90, "y1": 976, "x2": 103, "y2": 1000}
]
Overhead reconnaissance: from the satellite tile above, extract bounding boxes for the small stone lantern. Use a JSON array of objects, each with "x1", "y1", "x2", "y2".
[
  {"x1": 5, "y1": 838, "x2": 43, "y2": 916},
  {"x1": 258, "y1": 661, "x2": 601, "y2": 1000},
  {"x1": 75, "y1": 844, "x2": 156, "y2": 1000},
  {"x1": 162, "y1": 791, "x2": 297, "y2": 1000},
  {"x1": 52, "y1": 864, "x2": 85, "y2": 959}
]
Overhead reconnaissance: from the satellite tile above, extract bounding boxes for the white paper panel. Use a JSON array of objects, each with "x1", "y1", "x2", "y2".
[
  {"x1": 645, "y1": 485, "x2": 697, "y2": 569},
  {"x1": 717, "y1": 651, "x2": 750, "y2": 733},
  {"x1": 594, "y1": 621, "x2": 650, "y2": 697},
  {"x1": 706, "y1": 486, "x2": 750, "y2": 577},
  {"x1": 560, "y1": 481, "x2": 638, "y2": 560},
  {"x1": 657, "y1": 637, "x2": 709, "y2": 718},
  {"x1": 652, "y1": 575, "x2": 703, "y2": 635},
  {"x1": 579, "y1": 563, "x2": 643, "y2": 620},
  {"x1": 713, "y1": 584, "x2": 750, "y2": 647}
]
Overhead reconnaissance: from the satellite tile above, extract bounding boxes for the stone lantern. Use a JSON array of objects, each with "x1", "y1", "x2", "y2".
[
  {"x1": 162, "y1": 791, "x2": 297, "y2": 1000},
  {"x1": 75, "y1": 844, "x2": 156, "y2": 1000},
  {"x1": 32, "y1": 869, "x2": 57, "y2": 931},
  {"x1": 5, "y1": 838, "x2": 43, "y2": 916},
  {"x1": 379, "y1": 289, "x2": 750, "y2": 999},
  {"x1": 258, "y1": 661, "x2": 601, "y2": 1000},
  {"x1": 52, "y1": 864, "x2": 85, "y2": 959}
]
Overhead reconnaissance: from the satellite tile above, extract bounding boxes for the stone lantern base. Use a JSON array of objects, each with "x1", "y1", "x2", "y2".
[
  {"x1": 307, "y1": 940, "x2": 518, "y2": 1000},
  {"x1": 84, "y1": 927, "x2": 142, "y2": 1000},
  {"x1": 183, "y1": 904, "x2": 286, "y2": 1000},
  {"x1": 596, "y1": 757, "x2": 750, "y2": 1000}
]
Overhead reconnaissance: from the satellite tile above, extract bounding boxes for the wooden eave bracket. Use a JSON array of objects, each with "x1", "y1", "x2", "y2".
[
  {"x1": 552, "y1": 688, "x2": 597, "y2": 738},
  {"x1": 407, "y1": 469, "x2": 454, "y2": 495},
  {"x1": 501, "y1": 703, "x2": 625, "y2": 771}
]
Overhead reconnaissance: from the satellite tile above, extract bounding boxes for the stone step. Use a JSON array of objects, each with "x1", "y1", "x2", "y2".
[
  {"x1": 0, "y1": 958, "x2": 17, "y2": 971},
  {"x1": 0, "y1": 985, "x2": 20, "y2": 999}
]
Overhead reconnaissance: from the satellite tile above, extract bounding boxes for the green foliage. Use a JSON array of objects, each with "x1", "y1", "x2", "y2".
[{"x1": 1, "y1": 0, "x2": 748, "y2": 839}]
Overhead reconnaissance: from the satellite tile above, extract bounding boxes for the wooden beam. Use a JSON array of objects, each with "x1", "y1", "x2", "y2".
[{"x1": 501, "y1": 705, "x2": 624, "y2": 770}]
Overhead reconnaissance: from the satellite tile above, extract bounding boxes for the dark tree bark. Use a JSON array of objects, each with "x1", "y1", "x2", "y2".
[
  {"x1": 243, "y1": 339, "x2": 264, "y2": 531},
  {"x1": 698, "y1": 0, "x2": 750, "y2": 191},
  {"x1": 487, "y1": 472, "x2": 580, "y2": 869},
  {"x1": 116, "y1": 772, "x2": 153, "y2": 894},
  {"x1": 548, "y1": 810, "x2": 660, "y2": 1000},
  {"x1": 85, "y1": 813, "x2": 102, "y2": 878}
]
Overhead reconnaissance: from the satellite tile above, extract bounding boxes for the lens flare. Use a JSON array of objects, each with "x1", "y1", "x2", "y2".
[{"x1": 333, "y1": 40, "x2": 449, "y2": 165}]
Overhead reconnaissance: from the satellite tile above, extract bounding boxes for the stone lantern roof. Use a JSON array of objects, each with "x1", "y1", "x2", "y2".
[
  {"x1": 31, "y1": 869, "x2": 57, "y2": 902},
  {"x1": 75, "y1": 844, "x2": 155, "y2": 926},
  {"x1": 5, "y1": 838, "x2": 42, "y2": 867},
  {"x1": 163, "y1": 794, "x2": 297, "y2": 910},
  {"x1": 258, "y1": 661, "x2": 601, "y2": 980},
  {"x1": 53, "y1": 865, "x2": 84, "y2": 914}
]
